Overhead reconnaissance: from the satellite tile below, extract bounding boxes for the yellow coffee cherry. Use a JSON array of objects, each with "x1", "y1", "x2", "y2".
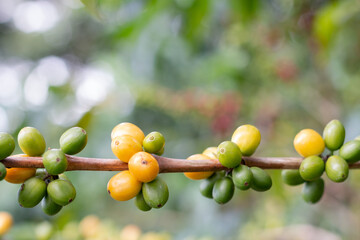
[
  {"x1": 184, "y1": 154, "x2": 214, "y2": 180},
  {"x1": 231, "y1": 124, "x2": 261, "y2": 156},
  {"x1": 202, "y1": 147, "x2": 218, "y2": 160},
  {"x1": 0, "y1": 212, "x2": 13, "y2": 236},
  {"x1": 294, "y1": 129, "x2": 325, "y2": 157}
]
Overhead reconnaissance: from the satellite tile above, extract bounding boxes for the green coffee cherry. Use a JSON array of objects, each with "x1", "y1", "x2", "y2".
[
  {"x1": 0, "y1": 162, "x2": 6, "y2": 181},
  {"x1": 281, "y1": 169, "x2": 305, "y2": 186},
  {"x1": 302, "y1": 178, "x2": 324, "y2": 204},
  {"x1": 325, "y1": 155, "x2": 349, "y2": 183},
  {"x1": 212, "y1": 177, "x2": 235, "y2": 204},
  {"x1": 250, "y1": 167, "x2": 272, "y2": 192},
  {"x1": 217, "y1": 141, "x2": 242, "y2": 168},
  {"x1": 232, "y1": 165, "x2": 253, "y2": 190},
  {"x1": 135, "y1": 192, "x2": 152, "y2": 212},
  {"x1": 60, "y1": 127, "x2": 87, "y2": 155},
  {"x1": 299, "y1": 156, "x2": 324, "y2": 181},
  {"x1": 18, "y1": 177, "x2": 47, "y2": 208},
  {"x1": 143, "y1": 132, "x2": 165, "y2": 154},
  {"x1": 0, "y1": 132, "x2": 15, "y2": 160},
  {"x1": 199, "y1": 173, "x2": 219, "y2": 199},
  {"x1": 18, "y1": 127, "x2": 46, "y2": 157},
  {"x1": 43, "y1": 149, "x2": 68, "y2": 175},
  {"x1": 339, "y1": 140, "x2": 360, "y2": 163},
  {"x1": 323, "y1": 120, "x2": 345, "y2": 151},
  {"x1": 41, "y1": 195, "x2": 62, "y2": 216},
  {"x1": 142, "y1": 177, "x2": 169, "y2": 209},
  {"x1": 47, "y1": 179, "x2": 76, "y2": 206}
]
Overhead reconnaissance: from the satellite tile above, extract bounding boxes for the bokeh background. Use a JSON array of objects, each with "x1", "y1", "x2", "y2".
[{"x1": 1, "y1": 0, "x2": 360, "y2": 239}]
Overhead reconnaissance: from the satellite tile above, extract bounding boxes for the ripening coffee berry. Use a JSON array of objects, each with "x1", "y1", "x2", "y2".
[
  {"x1": 217, "y1": 141, "x2": 242, "y2": 168},
  {"x1": 325, "y1": 155, "x2": 349, "y2": 183},
  {"x1": 143, "y1": 132, "x2": 165, "y2": 154},
  {"x1": 18, "y1": 127, "x2": 46, "y2": 157},
  {"x1": 0, "y1": 212, "x2": 13, "y2": 236},
  {"x1": 107, "y1": 171, "x2": 142, "y2": 201},
  {"x1": 323, "y1": 120, "x2": 345, "y2": 151},
  {"x1": 302, "y1": 178, "x2": 324, "y2": 204},
  {"x1": 231, "y1": 125, "x2": 261, "y2": 156},
  {"x1": 111, "y1": 122, "x2": 145, "y2": 144},
  {"x1": 339, "y1": 140, "x2": 360, "y2": 163},
  {"x1": 281, "y1": 169, "x2": 305, "y2": 186},
  {"x1": 41, "y1": 195, "x2": 63, "y2": 216},
  {"x1": 135, "y1": 192, "x2": 152, "y2": 212},
  {"x1": 47, "y1": 179, "x2": 76, "y2": 206},
  {"x1": 5, "y1": 161, "x2": 36, "y2": 184},
  {"x1": 232, "y1": 165, "x2": 253, "y2": 190},
  {"x1": 18, "y1": 177, "x2": 47, "y2": 208},
  {"x1": 212, "y1": 176, "x2": 235, "y2": 204},
  {"x1": 142, "y1": 177, "x2": 169, "y2": 209},
  {"x1": 202, "y1": 147, "x2": 218, "y2": 159},
  {"x1": 111, "y1": 135, "x2": 143, "y2": 163},
  {"x1": 250, "y1": 167, "x2": 272, "y2": 192},
  {"x1": 128, "y1": 152, "x2": 159, "y2": 183},
  {"x1": 293, "y1": 129, "x2": 325, "y2": 157},
  {"x1": 60, "y1": 127, "x2": 88, "y2": 155},
  {"x1": 184, "y1": 154, "x2": 214, "y2": 180},
  {"x1": 0, "y1": 132, "x2": 15, "y2": 160},
  {"x1": 42, "y1": 149, "x2": 68, "y2": 175},
  {"x1": 299, "y1": 156, "x2": 324, "y2": 181}
]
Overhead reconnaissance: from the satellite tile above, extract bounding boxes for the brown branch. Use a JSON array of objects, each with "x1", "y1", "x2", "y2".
[{"x1": 1, "y1": 155, "x2": 360, "y2": 172}]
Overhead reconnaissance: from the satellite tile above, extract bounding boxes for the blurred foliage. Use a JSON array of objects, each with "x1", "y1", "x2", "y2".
[{"x1": 1, "y1": 0, "x2": 360, "y2": 239}]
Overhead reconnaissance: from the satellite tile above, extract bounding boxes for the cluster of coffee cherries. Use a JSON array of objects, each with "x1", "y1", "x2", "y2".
[
  {"x1": 282, "y1": 119, "x2": 359, "y2": 204},
  {"x1": 184, "y1": 125, "x2": 272, "y2": 204},
  {"x1": 0, "y1": 126, "x2": 87, "y2": 215},
  {"x1": 108, "y1": 123, "x2": 169, "y2": 211}
]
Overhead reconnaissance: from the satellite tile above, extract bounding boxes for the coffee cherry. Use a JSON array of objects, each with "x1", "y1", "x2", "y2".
[
  {"x1": 217, "y1": 141, "x2": 242, "y2": 168},
  {"x1": 299, "y1": 156, "x2": 324, "y2": 181},
  {"x1": 302, "y1": 178, "x2": 324, "y2": 204},
  {"x1": 5, "y1": 167, "x2": 36, "y2": 184},
  {"x1": 231, "y1": 124, "x2": 261, "y2": 156},
  {"x1": 60, "y1": 127, "x2": 87, "y2": 155},
  {"x1": 128, "y1": 152, "x2": 159, "y2": 183},
  {"x1": 323, "y1": 120, "x2": 345, "y2": 151},
  {"x1": 18, "y1": 127, "x2": 46, "y2": 157},
  {"x1": 111, "y1": 135, "x2": 143, "y2": 163},
  {"x1": 325, "y1": 155, "x2": 349, "y2": 183},
  {"x1": 0, "y1": 133, "x2": 15, "y2": 160},
  {"x1": 18, "y1": 177, "x2": 47, "y2": 208},
  {"x1": 339, "y1": 140, "x2": 360, "y2": 163},
  {"x1": 212, "y1": 176, "x2": 235, "y2": 204},
  {"x1": 293, "y1": 129, "x2": 325, "y2": 157},
  {"x1": 107, "y1": 170, "x2": 142, "y2": 201},
  {"x1": 47, "y1": 179, "x2": 76, "y2": 206},
  {"x1": 232, "y1": 165, "x2": 253, "y2": 190},
  {"x1": 41, "y1": 195, "x2": 62, "y2": 216},
  {"x1": 199, "y1": 173, "x2": 219, "y2": 198},
  {"x1": 43, "y1": 149, "x2": 68, "y2": 175},
  {"x1": 250, "y1": 167, "x2": 272, "y2": 192},
  {"x1": 111, "y1": 122, "x2": 145, "y2": 144},
  {"x1": 0, "y1": 163, "x2": 6, "y2": 181},
  {"x1": 202, "y1": 147, "x2": 218, "y2": 159},
  {"x1": 135, "y1": 192, "x2": 152, "y2": 212},
  {"x1": 281, "y1": 169, "x2": 305, "y2": 186},
  {"x1": 0, "y1": 212, "x2": 13, "y2": 236},
  {"x1": 142, "y1": 177, "x2": 169, "y2": 209},
  {"x1": 143, "y1": 132, "x2": 165, "y2": 154},
  {"x1": 184, "y1": 154, "x2": 214, "y2": 180}
]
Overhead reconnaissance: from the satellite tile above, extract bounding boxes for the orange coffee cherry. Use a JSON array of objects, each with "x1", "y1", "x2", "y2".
[
  {"x1": 128, "y1": 152, "x2": 159, "y2": 183},
  {"x1": 5, "y1": 168, "x2": 36, "y2": 184},
  {"x1": 107, "y1": 170, "x2": 142, "y2": 201},
  {"x1": 111, "y1": 122, "x2": 145, "y2": 144},
  {"x1": 111, "y1": 135, "x2": 143, "y2": 163},
  {"x1": 184, "y1": 154, "x2": 214, "y2": 180},
  {"x1": 0, "y1": 212, "x2": 13, "y2": 236}
]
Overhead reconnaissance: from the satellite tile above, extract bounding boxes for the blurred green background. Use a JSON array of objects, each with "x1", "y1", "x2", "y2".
[{"x1": 1, "y1": 0, "x2": 360, "y2": 239}]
